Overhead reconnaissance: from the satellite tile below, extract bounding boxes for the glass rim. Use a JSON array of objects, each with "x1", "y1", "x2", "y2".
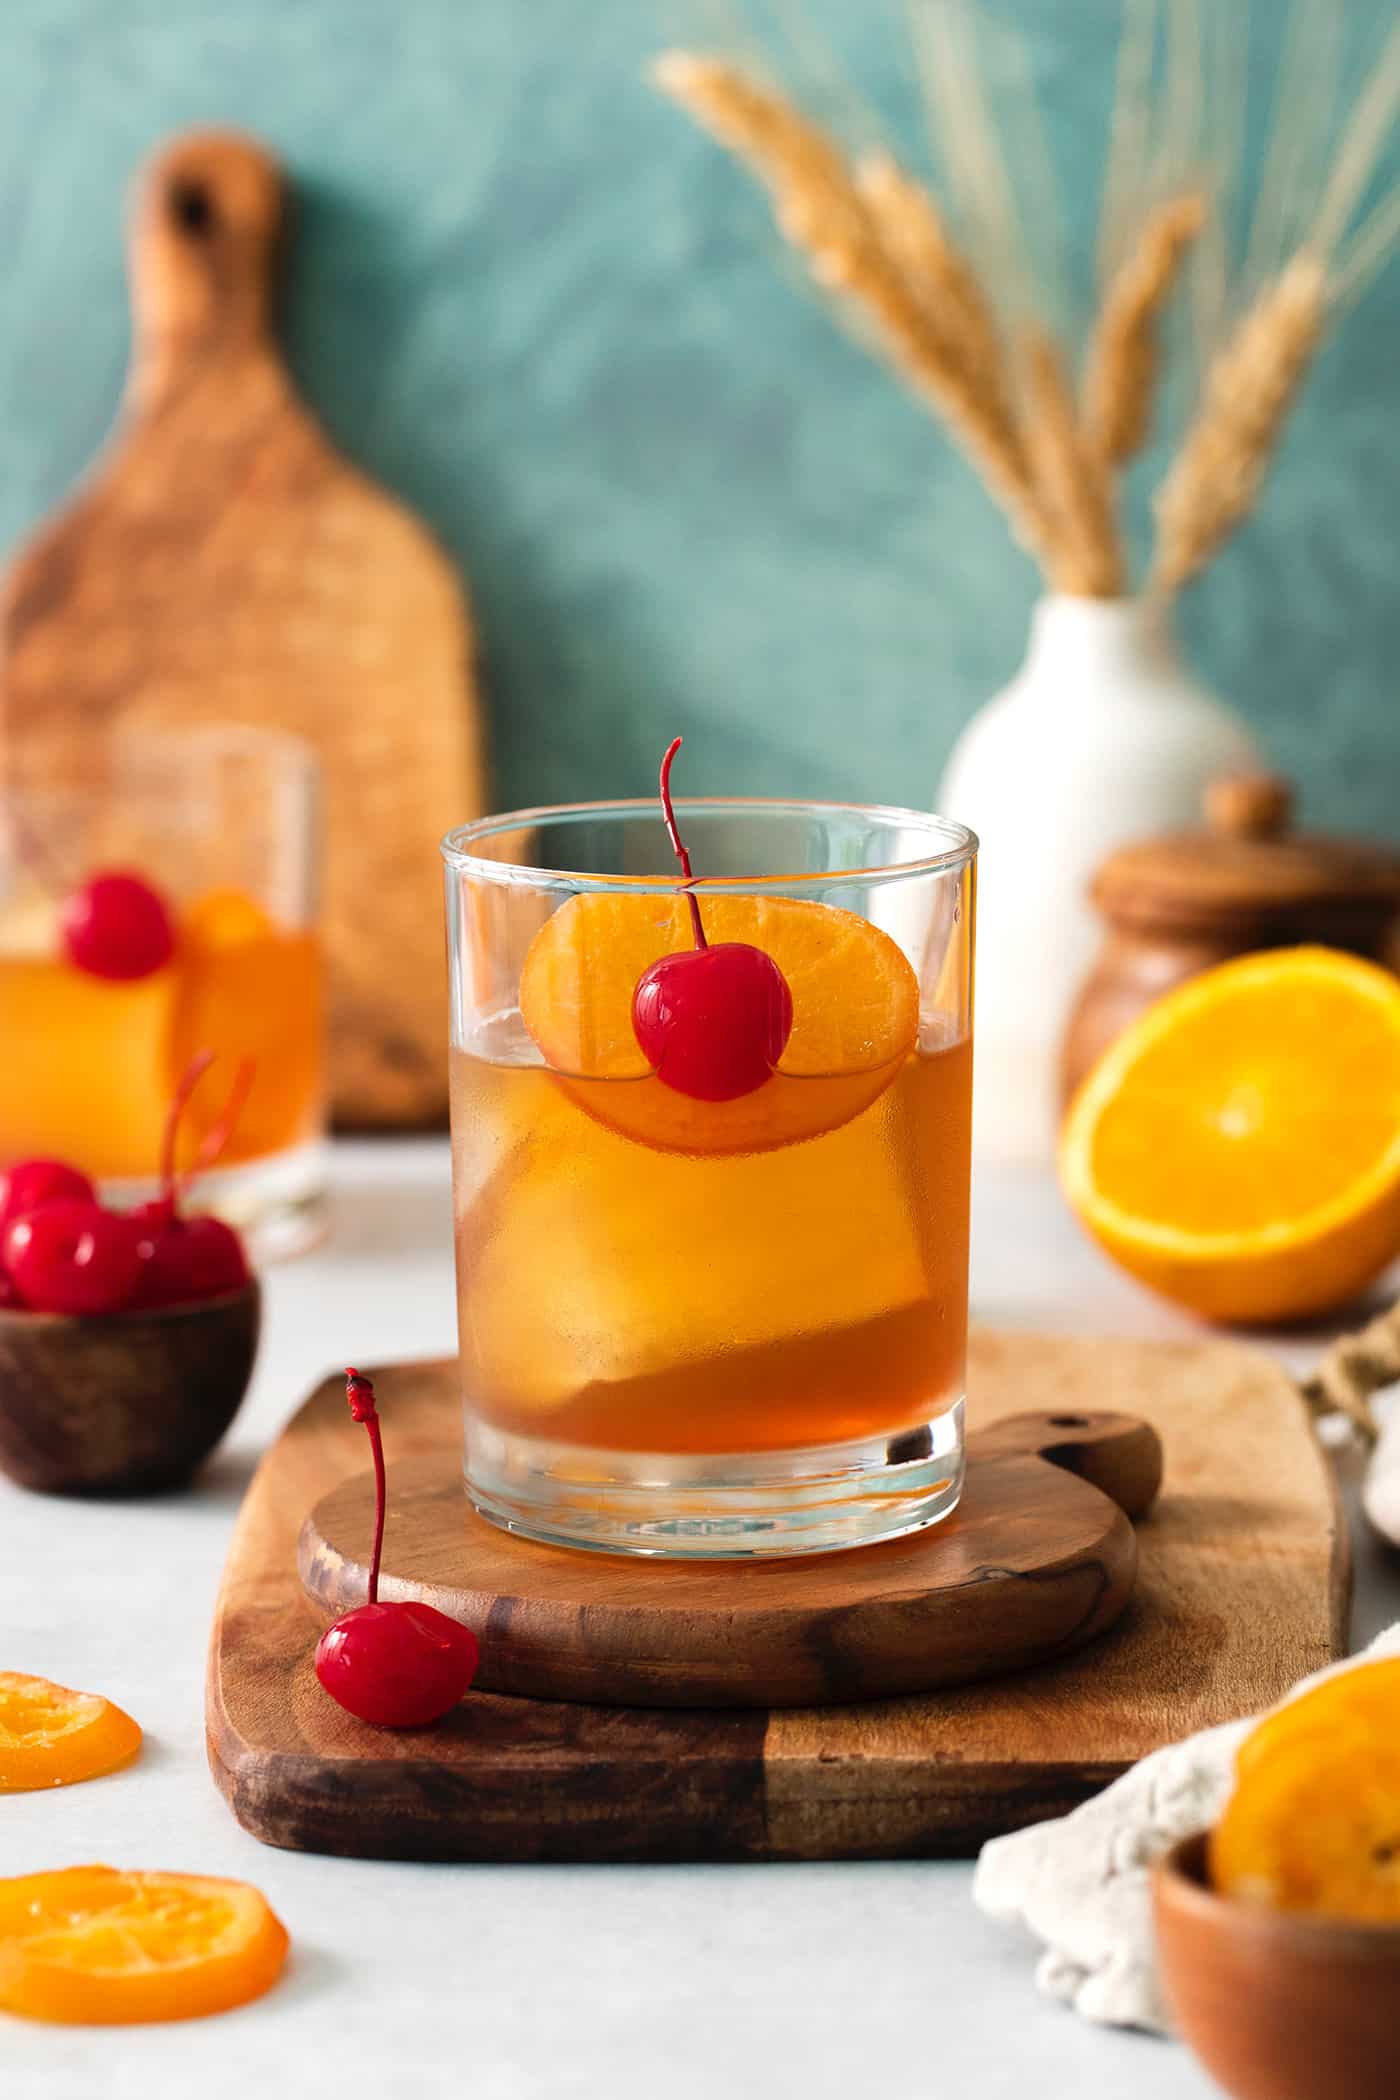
[{"x1": 441, "y1": 798, "x2": 978, "y2": 895}]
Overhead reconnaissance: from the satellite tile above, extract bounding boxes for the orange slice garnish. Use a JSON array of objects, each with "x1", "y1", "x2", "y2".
[
  {"x1": 0, "y1": 1866, "x2": 288, "y2": 2024},
  {"x1": 171, "y1": 889, "x2": 323, "y2": 1165},
  {"x1": 1060, "y1": 947, "x2": 1400, "y2": 1322},
  {"x1": 180, "y1": 887, "x2": 276, "y2": 949},
  {"x1": 1210, "y1": 1660, "x2": 1400, "y2": 1921},
  {"x1": 1233, "y1": 1659, "x2": 1400, "y2": 1782},
  {"x1": 0, "y1": 1673, "x2": 142, "y2": 1793},
  {"x1": 518, "y1": 892, "x2": 919, "y2": 1153}
]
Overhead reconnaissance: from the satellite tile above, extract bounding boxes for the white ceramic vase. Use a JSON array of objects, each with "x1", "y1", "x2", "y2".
[{"x1": 938, "y1": 594, "x2": 1261, "y2": 1167}]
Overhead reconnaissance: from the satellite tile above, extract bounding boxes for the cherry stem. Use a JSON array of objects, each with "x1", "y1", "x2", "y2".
[
  {"x1": 345, "y1": 1368, "x2": 385, "y2": 1606},
  {"x1": 185, "y1": 1056, "x2": 256, "y2": 1193},
  {"x1": 156, "y1": 1049, "x2": 258, "y2": 1209},
  {"x1": 658, "y1": 736, "x2": 706, "y2": 951},
  {"x1": 159, "y1": 1050, "x2": 216, "y2": 1204}
]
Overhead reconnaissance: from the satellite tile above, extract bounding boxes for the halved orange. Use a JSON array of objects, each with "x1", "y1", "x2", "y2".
[
  {"x1": 518, "y1": 892, "x2": 919, "y2": 1153},
  {"x1": 0, "y1": 1673, "x2": 142, "y2": 1793},
  {"x1": 1060, "y1": 947, "x2": 1400, "y2": 1322},
  {"x1": 0, "y1": 1866, "x2": 289, "y2": 2024}
]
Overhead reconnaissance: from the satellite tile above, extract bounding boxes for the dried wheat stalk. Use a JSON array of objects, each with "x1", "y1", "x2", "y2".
[
  {"x1": 1149, "y1": 250, "x2": 1328, "y2": 593},
  {"x1": 1021, "y1": 330, "x2": 1125, "y2": 597},
  {"x1": 652, "y1": 52, "x2": 1049, "y2": 559},
  {"x1": 854, "y1": 148, "x2": 1023, "y2": 450},
  {"x1": 1082, "y1": 191, "x2": 1207, "y2": 465}
]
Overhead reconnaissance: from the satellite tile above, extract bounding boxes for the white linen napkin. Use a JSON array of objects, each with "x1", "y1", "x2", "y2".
[{"x1": 973, "y1": 1622, "x2": 1400, "y2": 2033}]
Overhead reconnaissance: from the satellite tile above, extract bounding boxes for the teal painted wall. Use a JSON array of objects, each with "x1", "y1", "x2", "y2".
[{"x1": 1, "y1": 1, "x2": 1397, "y2": 828}]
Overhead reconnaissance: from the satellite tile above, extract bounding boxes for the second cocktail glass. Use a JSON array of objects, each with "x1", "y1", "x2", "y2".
[
  {"x1": 0, "y1": 726, "x2": 325, "y2": 1256},
  {"x1": 444, "y1": 796, "x2": 975, "y2": 1557}
]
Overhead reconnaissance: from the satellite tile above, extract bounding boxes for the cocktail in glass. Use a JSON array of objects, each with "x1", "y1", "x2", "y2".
[
  {"x1": 443, "y1": 794, "x2": 975, "y2": 1556},
  {"x1": 0, "y1": 727, "x2": 325, "y2": 1255}
]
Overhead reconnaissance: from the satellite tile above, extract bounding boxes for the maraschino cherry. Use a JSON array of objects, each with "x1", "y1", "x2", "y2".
[
  {"x1": 60, "y1": 870, "x2": 176, "y2": 982},
  {"x1": 631, "y1": 738, "x2": 793, "y2": 1101},
  {"x1": 314, "y1": 1371, "x2": 480, "y2": 1728},
  {"x1": 3, "y1": 1200, "x2": 143, "y2": 1316},
  {"x1": 0, "y1": 1159, "x2": 95, "y2": 1237},
  {"x1": 130, "y1": 1052, "x2": 253, "y2": 1308}
]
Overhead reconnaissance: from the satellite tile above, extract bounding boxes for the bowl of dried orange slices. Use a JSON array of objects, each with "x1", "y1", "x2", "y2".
[{"x1": 1153, "y1": 1658, "x2": 1400, "y2": 2100}]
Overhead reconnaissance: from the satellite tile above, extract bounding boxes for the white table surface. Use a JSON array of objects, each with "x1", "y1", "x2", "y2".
[{"x1": 6, "y1": 1142, "x2": 1399, "y2": 2100}]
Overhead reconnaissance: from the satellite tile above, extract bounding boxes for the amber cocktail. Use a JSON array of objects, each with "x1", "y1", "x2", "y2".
[
  {"x1": 0, "y1": 729, "x2": 325, "y2": 1255},
  {"x1": 444, "y1": 791, "x2": 975, "y2": 1556}
]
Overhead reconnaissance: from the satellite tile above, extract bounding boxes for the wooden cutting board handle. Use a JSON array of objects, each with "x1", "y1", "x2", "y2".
[
  {"x1": 127, "y1": 131, "x2": 286, "y2": 414},
  {"x1": 973, "y1": 1407, "x2": 1164, "y2": 1521}
]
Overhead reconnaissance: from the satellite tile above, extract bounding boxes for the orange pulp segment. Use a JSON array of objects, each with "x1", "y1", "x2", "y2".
[
  {"x1": 1060, "y1": 947, "x2": 1400, "y2": 1323},
  {"x1": 519, "y1": 892, "x2": 920, "y2": 1153},
  {"x1": 0, "y1": 1674, "x2": 142, "y2": 1793},
  {"x1": 0, "y1": 1866, "x2": 288, "y2": 2024}
]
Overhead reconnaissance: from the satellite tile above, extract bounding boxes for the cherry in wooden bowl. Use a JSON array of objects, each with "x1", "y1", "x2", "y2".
[
  {"x1": 0, "y1": 1281, "x2": 260, "y2": 1496},
  {"x1": 1154, "y1": 1833, "x2": 1400, "y2": 2100}
]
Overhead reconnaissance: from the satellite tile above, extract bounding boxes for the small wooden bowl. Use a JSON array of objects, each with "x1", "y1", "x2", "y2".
[
  {"x1": 0, "y1": 1282, "x2": 261, "y2": 1496},
  {"x1": 1154, "y1": 1833, "x2": 1400, "y2": 2100}
]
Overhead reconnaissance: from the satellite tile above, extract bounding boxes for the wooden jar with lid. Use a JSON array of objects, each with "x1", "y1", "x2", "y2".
[{"x1": 1060, "y1": 774, "x2": 1400, "y2": 1108}]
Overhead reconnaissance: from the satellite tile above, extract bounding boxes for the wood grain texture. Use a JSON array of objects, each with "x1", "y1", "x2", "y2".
[
  {"x1": 0, "y1": 130, "x2": 485, "y2": 1128},
  {"x1": 1155, "y1": 1835, "x2": 1400, "y2": 2100},
  {"x1": 207, "y1": 1330, "x2": 1347, "y2": 1862},
  {"x1": 298, "y1": 1410, "x2": 1157, "y2": 1708},
  {"x1": 0, "y1": 1281, "x2": 259, "y2": 1496}
]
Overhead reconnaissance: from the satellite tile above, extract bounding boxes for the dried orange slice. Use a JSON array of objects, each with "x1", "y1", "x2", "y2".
[
  {"x1": 1060, "y1": 947, "x2": 1400, "y2": 1322},
  {"x1": 0, "y1": 1866, "x2": 289, "y2": 2024},
  {"x1": 519, "y1": 892, "x2": 919, "y2": 1153},
  {"x1": 0, "y1": 1673, "x2": 141, "y2": 1793},
  {"x1": 1233, "y1": 1659, "x2": 1400, "y2": 1783},
  {"x1": 1211, "y1": 1663, "x2": 1400, "y2": 1921}
]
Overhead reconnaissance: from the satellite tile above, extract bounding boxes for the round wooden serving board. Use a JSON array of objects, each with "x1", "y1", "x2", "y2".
[{"x1": 298, "y1": 1409, "x2": 1163, "y2": 1709}]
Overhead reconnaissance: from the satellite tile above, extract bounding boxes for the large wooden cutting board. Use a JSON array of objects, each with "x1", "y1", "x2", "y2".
[
  {"x1": 207, "y1": 1331, "x2": 1348, "y2": 1862},
  {"x1": 0, "y1": 129, "x2": 486, "y2": 1128}
]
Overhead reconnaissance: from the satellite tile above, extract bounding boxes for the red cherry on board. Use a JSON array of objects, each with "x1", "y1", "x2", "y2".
[
  {"x1": 314, "y1": 1600, "x2": 480, "y2": 1729},
  {"x1": 60, "y1": 871, "x2": 176, "y2": 982},
  {"x1": 3, "y1": 1200, "x2": 143, "y2": 1316},
  {"x1": 630, "y1": 738, "x2": 794, "y2": 1102},
  {"x1": 0, "y1": 1159, "x2": 96, "y2": 1237},
  {"x1": 315, "y1": 1371, "x2": 479, "y2": 1729}
]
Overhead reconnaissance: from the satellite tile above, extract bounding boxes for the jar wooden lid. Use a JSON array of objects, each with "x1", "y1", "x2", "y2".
[{"x1": 1091, "y1": 774, "x2": 1400, "y2": 936}]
